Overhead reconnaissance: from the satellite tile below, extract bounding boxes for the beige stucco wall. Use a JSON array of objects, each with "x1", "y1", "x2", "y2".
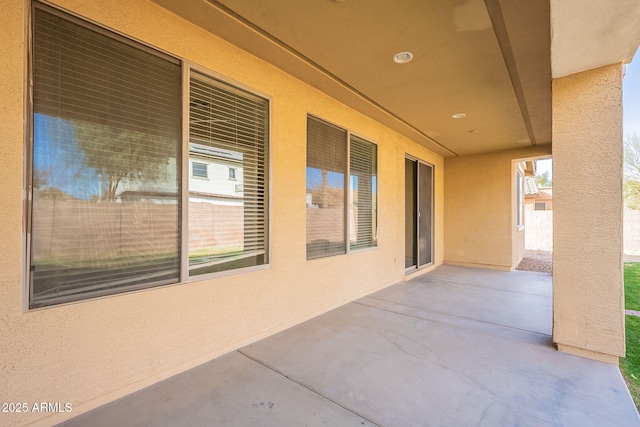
[
  {"x1": 443, "y1": 146, "x2": 552, "y2": 270},
  {"x1": 0, "y1": 1, "x2": 444, "y2": 425},
  {"x1": 552, "y1": 63, "x2": 625, "y2": 363}
]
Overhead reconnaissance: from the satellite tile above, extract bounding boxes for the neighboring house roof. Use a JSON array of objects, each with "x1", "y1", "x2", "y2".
[
  {"x1": 537, "y1": 188, "x2": 553, "y2": 201},
  {"x1": 189, "y1": 190, "x2": 244, "y2": 201},
  {"x1": 524, "y1": 177, "x2": 540, "y2": 197},
  {"x1": 189, "y1": 142, "x2": 243, "y2": 162}
]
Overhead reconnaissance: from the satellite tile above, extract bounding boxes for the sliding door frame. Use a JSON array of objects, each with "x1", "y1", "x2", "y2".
[{"x1": 405, "y1": 155, "x2": 434, "y2": 272}]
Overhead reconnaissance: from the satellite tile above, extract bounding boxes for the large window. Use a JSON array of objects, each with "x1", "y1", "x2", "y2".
[
  {"x1": 306, "y1": 116, "x2": 377, "y2": 259},
  {"x1": 28, "y1": 5, "x2": 269, "y2": 307}
]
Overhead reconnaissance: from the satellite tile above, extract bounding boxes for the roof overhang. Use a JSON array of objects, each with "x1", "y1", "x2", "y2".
[{"x1": 551, "y1": 0, "x2": 640, "y2": 78}]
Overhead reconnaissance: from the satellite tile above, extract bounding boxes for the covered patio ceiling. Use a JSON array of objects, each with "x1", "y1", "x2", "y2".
[{"x1": 152, "y1": 0, "x2": 640, "y2": 157}]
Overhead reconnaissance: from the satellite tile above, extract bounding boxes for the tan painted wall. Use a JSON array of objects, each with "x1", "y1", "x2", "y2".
[
  {"x1": 552, "y1": 64, "x2": 625, "y2": 362},
  {"x1": 0, "y1": 1, "x2": 444, "y2": 425},
  {"x1": 443, "y1": 146, "x2": 552, "y2": 270}
]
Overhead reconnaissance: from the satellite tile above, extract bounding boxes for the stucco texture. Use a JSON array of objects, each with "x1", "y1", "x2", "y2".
[
  {"x1": 552, "y1": 64, "x2": 625, "y2": 360},
  {"x1": 0, "y1": 1, "x2": 444, "y2": 426},
  {"x1": 443, "y1": 146, "x2": 551, "y2": 270}
]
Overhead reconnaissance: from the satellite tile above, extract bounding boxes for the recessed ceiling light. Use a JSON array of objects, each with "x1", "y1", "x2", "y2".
[
  {"x1": 452, "y1": 113, "x2": 466, "y2": 119},
  {"x1": 393, "y1": 52, "x2": 413, "y2": 64}
]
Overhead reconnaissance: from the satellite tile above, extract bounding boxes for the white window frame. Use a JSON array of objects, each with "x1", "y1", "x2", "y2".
[{"x1": 516, "y1": 167, "x2": 525, "y2": 230}]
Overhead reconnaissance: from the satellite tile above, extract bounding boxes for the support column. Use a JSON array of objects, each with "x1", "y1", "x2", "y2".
[{"x1": 552, "y1": 63, "x2": 625, "y2": 363}]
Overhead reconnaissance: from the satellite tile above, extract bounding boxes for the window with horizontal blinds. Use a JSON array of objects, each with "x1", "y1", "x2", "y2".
[
  {"x1": 350, "y1": 136, "x2": 377, "y2": 250},
  {"x1": 29, "y1": 5, "x2": 182, "y2": 307},
  {"x1": 188, "y1": 71, "x2": 269, "y2": 275},
  {"x1": 306, "y1": 116, "x2": 347, "y2": 259}
]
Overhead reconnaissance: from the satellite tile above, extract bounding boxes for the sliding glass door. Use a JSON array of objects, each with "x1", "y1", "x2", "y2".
[{"x1": 405, "y1": 157, "x2": 433, "y2": 270}]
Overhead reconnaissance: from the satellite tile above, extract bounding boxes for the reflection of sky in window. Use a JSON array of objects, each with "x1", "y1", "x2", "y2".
[
  {"x1": 34, "y1": 114, "x2": 99, "y2": 200},
  {"x1": 349, "y1": 176, "x2": 378, "y2": 192},
  {"x1": 306, "y1": 167, "x2": 344, "y2": 189}
]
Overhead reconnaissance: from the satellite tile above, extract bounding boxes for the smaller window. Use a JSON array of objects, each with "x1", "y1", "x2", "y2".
[
  {"x1": 516, "y1": 171, "x2": 524, "y2": 227},
  {"x1": 229, "y1": 167, "x2": 236, "y2": 180},
  {"x1": 193, "y1": 162, "x2": 208, "y2": 178},
  {"x1": 535, "y1": 202, "x2": 546, "y2": 211}
]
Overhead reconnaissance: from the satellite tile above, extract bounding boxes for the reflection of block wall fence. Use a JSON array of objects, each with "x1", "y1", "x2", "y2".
[
  {"x1": 189, "y1": 202, "x2": 243, "y2": 251},
  {"x1": 526, "y1": 209, "x2": 640, "y2": 254},
  {"x1": 32, "y1": 200, "x2": 180, "y2": 261},
  {"x1": 306, "y1": 208, "x2": 345, "y2": 243},
  {"x1": 32, "y1": 199, "x2": 244, "y2": 260},
  {"x1": 306, "y1": 208, "x2": 365, "y2": 243}
]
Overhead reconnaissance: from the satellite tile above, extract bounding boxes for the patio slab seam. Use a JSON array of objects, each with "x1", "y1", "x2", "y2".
[
  {"x1": 355, "y1": 297, "x2": 552, "y2": 340},
  {"x1": 413, "y1": 277, "x2": 552, "y2": 298},
  {"x1": 236, "y1": 349, "x2": 382, "y2": 427}
]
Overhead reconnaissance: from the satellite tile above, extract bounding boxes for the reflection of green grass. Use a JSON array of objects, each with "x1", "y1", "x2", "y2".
[
  {"x1": 34, "y1": 252, "x2": 178, "y2": 269},
  {"x1": 189, "y1": 246, "x2": 243, "y2": 259},
  {"x1": 625, "y1": 263, "x2": 640, "y2": 311}
]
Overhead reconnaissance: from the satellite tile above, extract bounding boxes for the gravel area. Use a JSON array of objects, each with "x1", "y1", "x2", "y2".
[
  {"x1": 516, "y1": 250, "x2": 552, "y2": 273},
  {"x1": 517, "y1": 251, "x2": 640, "y2": 272}
]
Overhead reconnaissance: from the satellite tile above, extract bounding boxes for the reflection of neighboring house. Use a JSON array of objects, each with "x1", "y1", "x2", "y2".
[
  {"x1": 115, "y1": 143, "x2": 245, "y2": 205},
  {"x1": 115, "y1": 157, "x2": 178, "y2": 204},
  {"x1": 189, "y1": 142, "x2": 244, "y2": 206}
]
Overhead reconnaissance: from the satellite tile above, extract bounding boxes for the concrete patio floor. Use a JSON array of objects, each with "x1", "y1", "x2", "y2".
[{"x1": 59, "y1": 265, "x2": 640, "y2": 427}]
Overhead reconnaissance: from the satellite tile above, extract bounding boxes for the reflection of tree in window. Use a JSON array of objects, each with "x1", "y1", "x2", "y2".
[
  {"x1": 72, "y1": 121, "x2": 178, "y2": 202},
  {"x1": 29, "y1": 5, "x2": 182, "y2": 307}
]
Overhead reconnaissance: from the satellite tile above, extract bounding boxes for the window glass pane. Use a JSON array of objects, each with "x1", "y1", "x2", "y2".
[
  {"x1": 306, "y1": 117, "x2": 346, "y2": 259},
  {"x1": 188, "y1": 71, "x2": 269, "y2": 276},
  {"x1": 516, "y1": 171, "x2": 524, "y2": 226},
  {"x1": 350, "y1": 136, "x2": 377, "y2": 250},
  {"x1": 30, "y1": 6, "x2": 182, "y2": 307}
]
